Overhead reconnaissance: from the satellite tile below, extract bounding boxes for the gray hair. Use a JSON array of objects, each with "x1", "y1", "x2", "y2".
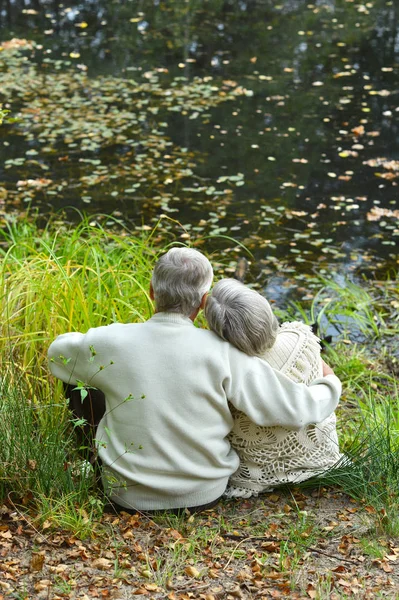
[
  {"x1": 152, "y1": 247, "x2": 214, "y2": 316},
  {"x1": 205, "y1": 279, "x2": 279, "y2": 356}
]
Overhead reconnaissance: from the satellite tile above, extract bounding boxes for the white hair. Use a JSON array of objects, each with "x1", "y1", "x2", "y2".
[
  {"x1": 205, "y1": 279, "x2": 279, "y2": 356},
  {"x1": 151, "y1": 247, "x2": 214, "y2": 316}
]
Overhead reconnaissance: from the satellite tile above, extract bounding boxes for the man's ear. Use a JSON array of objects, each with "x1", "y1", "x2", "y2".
[
  {"x1": 199, "y1": 292, "x2": 208, "y2": 310},
  {"x1": 149, "y1": 282, "x2": 155, "y2": 301}
]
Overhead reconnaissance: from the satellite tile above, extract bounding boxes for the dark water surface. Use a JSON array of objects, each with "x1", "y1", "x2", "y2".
[{"x1": 0, "y1": 0, "x2": 398, "y2": 301}]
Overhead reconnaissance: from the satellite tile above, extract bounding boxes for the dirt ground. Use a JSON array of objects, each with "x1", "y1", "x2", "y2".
[{"x1": 1, "y1": 488, "x2": 399, "y2": 599}]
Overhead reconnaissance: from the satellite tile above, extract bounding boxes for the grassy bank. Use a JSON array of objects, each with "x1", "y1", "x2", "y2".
[
  {"x1": 0, "y1": 217, "x2": 157, "y2": 523},
  {"x1": 0, "y1": 217, "x2": 398, "y2": 536},
  {"x1": 277, "y1": 276, "x2": 399, "y2": 537}
]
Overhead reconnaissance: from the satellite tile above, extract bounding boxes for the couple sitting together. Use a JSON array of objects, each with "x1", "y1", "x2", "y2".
[{"x1": 48, "y1": 247, "x2": 342, "y2": 514}]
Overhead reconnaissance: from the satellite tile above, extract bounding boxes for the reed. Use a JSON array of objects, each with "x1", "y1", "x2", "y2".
[
  {"x1": 0, "y1": 217, "x2": 157, "y2": 396},
  {"x1": 0, "y1": 216, "x2": 159, "y2": 513}
]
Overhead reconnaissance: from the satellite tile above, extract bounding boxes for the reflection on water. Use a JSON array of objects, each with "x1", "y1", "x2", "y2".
[{"x1": 0, "y1": 0, "x2": 398, "y2": 299}]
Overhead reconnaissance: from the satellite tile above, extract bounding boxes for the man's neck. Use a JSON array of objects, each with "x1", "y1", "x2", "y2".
[{"x1": 154, "y1": 308, "x2": 200, "y2": 322}]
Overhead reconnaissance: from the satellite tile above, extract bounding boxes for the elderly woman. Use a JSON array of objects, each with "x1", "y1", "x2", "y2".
[{"x1": 205, "y1": 278, "x2": 341, "y2": 498}]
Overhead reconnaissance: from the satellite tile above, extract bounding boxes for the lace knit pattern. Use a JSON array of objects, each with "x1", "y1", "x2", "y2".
[{"x1": 225, "y1": 322, "x2": 341, "y2": 498}]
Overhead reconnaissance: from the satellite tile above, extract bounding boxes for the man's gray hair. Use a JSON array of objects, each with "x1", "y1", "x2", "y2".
[
  {"x1": 152, "y1": 247, "x2": 214, "y2": 316},
  {"x1": 205, "y1": 279, "x2": 279, "y2": 356}
]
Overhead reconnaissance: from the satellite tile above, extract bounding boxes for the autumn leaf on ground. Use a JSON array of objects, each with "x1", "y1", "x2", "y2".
[{"x1": 30, "y1": 553, "x2": 45, "y2": 572}]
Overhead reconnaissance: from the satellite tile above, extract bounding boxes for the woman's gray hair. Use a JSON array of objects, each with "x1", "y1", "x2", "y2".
[
  {"x1": 152, "y1": 247, "x2": 214, "y2": 316},
  {"x1": 205, "y1": 279, "x2": 279, "y2": 356}
]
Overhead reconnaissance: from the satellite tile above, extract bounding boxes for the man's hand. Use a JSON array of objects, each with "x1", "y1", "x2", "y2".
[{"x1": 322, "y1": 360, "x2": 335, "y2": 377}]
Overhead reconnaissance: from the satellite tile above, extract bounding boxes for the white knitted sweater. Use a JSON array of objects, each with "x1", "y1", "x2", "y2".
[{"x1": 226, "y1": 322, "x2": 341, "y2": 498}]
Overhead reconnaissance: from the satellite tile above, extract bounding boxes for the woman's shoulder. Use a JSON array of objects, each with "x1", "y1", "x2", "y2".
[
  {"x1": 261, "y1": 321, "x2": 322, "y2": 380},
  {"x1": 278, "y1": 321, "x2": 320, "y2": 340}
]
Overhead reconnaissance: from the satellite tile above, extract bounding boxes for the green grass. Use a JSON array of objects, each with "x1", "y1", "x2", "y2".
[
  {"x1": 301, "y1": 419, "x2": 399, "y2": 534},
  {"x1": 0, "y1": 216, "x2": 159, "y2": 516},
  {"x1": 0, "y1": 368, "x2": 105, "y2": 526},
  {"x1": 274, "y1": 274, "x2": 399, "y2": 534},
  {"x1": 0, "y1": 216, "x2": 157, "y2": 389},
  {"x1": 280, "y1": 273, "x2": 399, "y2": 352}
]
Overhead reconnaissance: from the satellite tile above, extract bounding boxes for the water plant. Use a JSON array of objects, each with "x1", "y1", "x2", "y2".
[
  {"x1": 0, "y1": 104, "x2": 9, "y2": 124},
  {"x1": 0, "y1": 39, "x2": 249, "y2": 237}
]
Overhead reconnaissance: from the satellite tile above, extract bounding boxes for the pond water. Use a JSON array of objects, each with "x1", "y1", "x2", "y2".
[{"x1": 0, "y1": 0, "x2": 398, "y2": 305}]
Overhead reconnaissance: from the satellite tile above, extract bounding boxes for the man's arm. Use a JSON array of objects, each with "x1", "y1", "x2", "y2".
[
  {"x1": 226, "y1": 350, "x2": 341, "y2": 429},
  {"x1": 48, "y1": 329, "x2": 111, "y2": 387},
  {"x1": 48, "y1": 331, "x2": 88, "y2": 385}
]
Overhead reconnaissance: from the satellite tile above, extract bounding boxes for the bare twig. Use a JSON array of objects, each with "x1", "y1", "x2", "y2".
[{"x1": 221, "y1": 532, "x2": 360, "y2": 565}]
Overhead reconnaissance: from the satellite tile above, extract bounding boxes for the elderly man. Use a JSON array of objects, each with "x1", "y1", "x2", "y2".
[{"x1": 48, "y1": 247, "x2": 341, "y2": 513}]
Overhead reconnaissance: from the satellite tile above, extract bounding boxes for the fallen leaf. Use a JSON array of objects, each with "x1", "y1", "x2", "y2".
[
  {"x1": 184, "y1": 565, "x2": 201, "y2": 578},
  {"x1": 92, "y1": 557, "x2": 113, "y2": 570},
  {"x1": 0, "y1": 530, "x2": 12, "y2": 539},
  {"x1": 144, "y1": 583, "x2": 160, "y2": 591},
  {"x1": 268, "y1": 494, "x2": 280, "y2": 502},
  {"x1": 381, "y1": 562, "x2": 393, "y2": 573},
  {"x1": 30, "y1": 553, "x2": 45, "y2": 572}
]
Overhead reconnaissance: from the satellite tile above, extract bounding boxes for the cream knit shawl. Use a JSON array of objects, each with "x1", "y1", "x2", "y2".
[{"x1": 225, "y1": 321, "x2": 341, "y2": 497}]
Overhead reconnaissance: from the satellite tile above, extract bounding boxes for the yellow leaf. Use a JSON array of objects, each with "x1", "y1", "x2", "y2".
[
  {"x1": 268, "y1": 493, "x2": 280, "y2": 502},
  {"x1": 141, "y1": 569, "x2": 152, "y2": 579},
  {"x1": 184, "y1": 565, "x2": 201, "y2": 578},
  {"x1": 144, "y1": 583, "x2": 159, "y2": 591},
  {"x1": 75, "y1": 21, "x2": 88, "y2": 28},
  {"x1": 92, "y1": 557, "x2": 113, "y2": 570}
]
